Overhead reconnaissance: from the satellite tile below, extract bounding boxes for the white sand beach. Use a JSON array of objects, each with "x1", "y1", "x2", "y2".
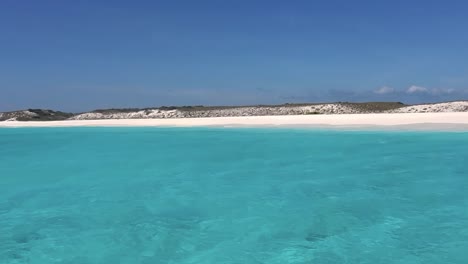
[{"x1": 1, "y1": 112, "x2": 468, "y2": 130}]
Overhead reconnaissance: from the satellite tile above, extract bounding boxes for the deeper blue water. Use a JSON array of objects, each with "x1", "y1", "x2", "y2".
[{"x1": 1, "y1": 127, "x2": 468, "y2": 264}]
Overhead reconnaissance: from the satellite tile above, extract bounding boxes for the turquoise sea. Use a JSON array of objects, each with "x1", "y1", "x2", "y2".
[{"x1": 1, "y1": 127, "x2": 468, "y2": 263}]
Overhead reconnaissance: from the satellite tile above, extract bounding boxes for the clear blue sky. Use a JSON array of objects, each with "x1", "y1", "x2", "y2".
[{"x1": 1, "y1": 0, "x2": 468, "y2": 112}]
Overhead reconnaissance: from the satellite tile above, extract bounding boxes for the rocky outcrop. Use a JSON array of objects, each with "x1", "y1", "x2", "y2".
[
  {"x1": 70, "y1": 109, "x2": 181, "y2": 120},
  {"x1": 70, "y1": 103, "x2": 398, "y2": 120},
  {"x1": 388, "y1": 101, "x2": 468, "y2": 113},
  {"x1": 0, "y1": 110, "x2": 36, "y2": 121},
  {"x1": 69, "y1": 104, "x2": 354, "y2": 120},
  {"x1": 0, "y1": 109, "x2": 73, "y2": 121}
]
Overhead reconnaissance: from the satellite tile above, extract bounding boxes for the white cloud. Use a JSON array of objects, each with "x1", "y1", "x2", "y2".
[
  {"x1": 406, "y1": 85, "x2": 458, "y2": 95},
  {"x1": 374, "y1": 86, "x2": 394, "y2": 94},
  {"x1": 406, "y1": 85, "x2": 429, "y2": 94}
]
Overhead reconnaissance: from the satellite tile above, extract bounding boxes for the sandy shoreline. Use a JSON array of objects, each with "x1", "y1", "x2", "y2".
[{"x1": 1, "y1": 112, "x2": 468, "y2": 131}]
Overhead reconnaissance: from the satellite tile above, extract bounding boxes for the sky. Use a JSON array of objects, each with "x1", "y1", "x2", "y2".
[{"x1": 1, "y1": 0, "x2": 468, "y2": 112}]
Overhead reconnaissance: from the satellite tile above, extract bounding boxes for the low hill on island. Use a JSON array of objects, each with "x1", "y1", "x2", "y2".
[{"x1": 1, "y1": 101, "x2": 468, "y2": 121}]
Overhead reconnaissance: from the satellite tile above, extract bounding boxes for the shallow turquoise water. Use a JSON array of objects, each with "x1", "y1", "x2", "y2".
[{"x1": 1, "y1": 127, "x2": 468, "y2": 263}]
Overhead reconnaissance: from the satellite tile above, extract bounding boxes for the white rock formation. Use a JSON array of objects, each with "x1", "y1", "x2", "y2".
[{"x1": 387, "y1": 101, "x2": 468, "y2": 113}]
